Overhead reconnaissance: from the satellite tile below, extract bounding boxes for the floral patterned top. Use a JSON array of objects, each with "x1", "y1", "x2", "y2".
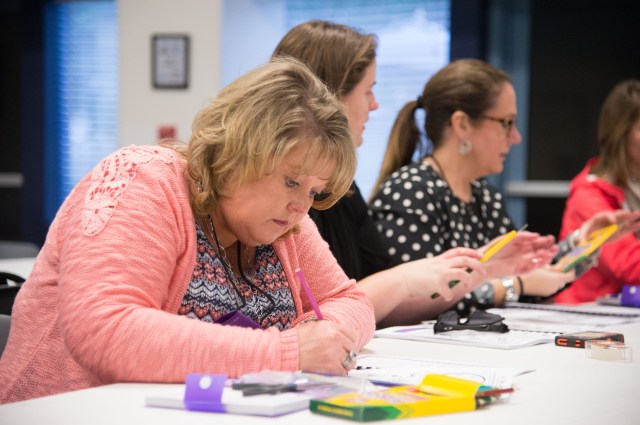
[{"x1": 179, "y1": 221, "x2": 297, "y2": 330}]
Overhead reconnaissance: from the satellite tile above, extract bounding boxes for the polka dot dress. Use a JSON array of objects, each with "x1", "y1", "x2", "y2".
[{"x1": 369, "y1": 162, "x2": 515, "y2": 315}]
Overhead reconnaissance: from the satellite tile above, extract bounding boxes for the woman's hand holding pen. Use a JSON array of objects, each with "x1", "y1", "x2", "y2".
[{"x1": 296, "y1": 320, "x2": 359, "y2": 376}]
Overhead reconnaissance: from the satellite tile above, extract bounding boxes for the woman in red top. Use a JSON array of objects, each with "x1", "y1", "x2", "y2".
[{"x1": 559, "y1": 80, "x2": 640, "y2": 303}]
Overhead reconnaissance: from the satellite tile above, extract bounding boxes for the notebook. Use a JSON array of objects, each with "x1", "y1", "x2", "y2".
[
  {"x1": 146, "y1": 387, "x2": 312, "y2": 417},
  {"x1": 145, "y1": 372, "x2": 372, "y2": 417},
  {"x1": 374, "y1": 324, "x2": 554, "y2": 350}
]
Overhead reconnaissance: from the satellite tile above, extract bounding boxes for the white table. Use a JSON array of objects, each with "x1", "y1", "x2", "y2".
[
  {"x1": 1, "y1": 316, "x2": 638, "y2": 425},
  {"x1": 0, "y1": 257, "x2": 36, "y2": 281}
]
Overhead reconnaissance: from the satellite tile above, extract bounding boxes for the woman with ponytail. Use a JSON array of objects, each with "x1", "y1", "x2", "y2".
[{"x1": 370, "y1": 59, "x2": 638, "y2": 313}]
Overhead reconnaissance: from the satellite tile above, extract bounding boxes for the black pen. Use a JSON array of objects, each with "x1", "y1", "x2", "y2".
[{"x1": 232, "y1": 383, "x2": 299, "y2": 396}]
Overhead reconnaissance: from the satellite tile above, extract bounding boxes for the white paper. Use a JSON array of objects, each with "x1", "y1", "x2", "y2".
[
  {"x1": 349, "y1": 354, "x2": 519, "y2": 388},
  {"x1": 502, "y1": 301, "x2": 640, "y2": 317},
  {"x1": 375, "y1": 324, "x2": 554, "y2": 350},
  {"x1": 489, "y1": 307, "x2": 638, "y2": 333}
]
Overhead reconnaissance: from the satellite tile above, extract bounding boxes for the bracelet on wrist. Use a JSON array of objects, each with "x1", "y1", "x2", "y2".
[
  {"x1": 501, "y1": 277, "x2": 519, "y2": 304},
  {"x1": 296, "y1": 317, "x2": 319, "y2": 327},
  {"x1": 516, "y1": 276, "x2": 524, "y2": 296}
]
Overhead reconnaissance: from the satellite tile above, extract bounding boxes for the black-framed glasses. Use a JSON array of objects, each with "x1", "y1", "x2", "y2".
[{"x1": 480, "y1": 115, "x2": 517, "y2": 135}]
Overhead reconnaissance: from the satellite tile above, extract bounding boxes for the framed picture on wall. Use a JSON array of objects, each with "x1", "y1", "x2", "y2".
[{"x1": 152, "y1": 34, "x2": 189, "y2": 89}]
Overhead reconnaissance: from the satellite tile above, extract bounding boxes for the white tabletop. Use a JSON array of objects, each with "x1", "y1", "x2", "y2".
[
  {"x1": 0, "y1": 257, "x2": 36, "y2": 281},
  {"x1": 1, "y1": 315, "x2": 639, "y2": 425}
]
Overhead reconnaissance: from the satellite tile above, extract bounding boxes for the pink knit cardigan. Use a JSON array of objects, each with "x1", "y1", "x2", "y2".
[{"x1": 0, "y1": 146, "x2": 375, "y2": 403}]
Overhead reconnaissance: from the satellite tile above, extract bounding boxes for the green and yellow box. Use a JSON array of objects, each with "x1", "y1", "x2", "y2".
[{"x1": 310, "y1": 374, "x2": 485, "y2": 422}]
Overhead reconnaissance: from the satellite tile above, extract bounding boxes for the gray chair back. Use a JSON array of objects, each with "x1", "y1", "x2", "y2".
[
  {"x1": 0, "y1": 241, "x2": 40, "y2": 259},
  {"x1": 0, "y1": 314, "x2": 11, "y2": 358},
  {"x1": 0, "y1": 282, "x2": 22, "y2": 315}
]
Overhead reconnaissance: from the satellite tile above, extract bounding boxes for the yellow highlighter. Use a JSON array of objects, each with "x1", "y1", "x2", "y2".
[
  {"x1": 552, "y1": 223, "x2": 618, "y2": 272},
  {"x1": 479, "y1": 225, "x2": 523, "y2": 263},
  {"x1": 431, "y1": 225, "x2": 527, "y2": 299}
]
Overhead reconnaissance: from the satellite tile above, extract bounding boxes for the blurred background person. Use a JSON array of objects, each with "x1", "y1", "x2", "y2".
[{"x1": 559, "y1": 80, "x2": 640, "y2": 303}]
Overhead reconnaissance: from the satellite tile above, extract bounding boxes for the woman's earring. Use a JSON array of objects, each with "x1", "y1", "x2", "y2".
[{"x1": 459, "y1": 139, "x2": 472, "y2": 156}]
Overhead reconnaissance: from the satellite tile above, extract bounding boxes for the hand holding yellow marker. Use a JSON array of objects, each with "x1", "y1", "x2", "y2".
[
  {"x1": 431, "y1": 225, "x2": 527, "y2": 299},
  {"x1": 552, "y1": 223, "x2": 618, "y2": 272}
]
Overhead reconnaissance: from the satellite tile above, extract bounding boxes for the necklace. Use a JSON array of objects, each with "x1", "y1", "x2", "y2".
[
  {"x1": 429, "y1": 154, "x2": 450, "y2": 187},
  {"x1": 197, "y1": 183, "x2": 271, "y2": 318},
  {"x1": 430, "y1": 154, "x2": 474, "y2": 207},
  {"x1": 206, "y1": 214, "x2": 255, "y2": 278},
  {"x1": 205, "y1": 214, "x2": 251, "y2": 311},
  {"x1": 206, "y1": 214, "x2": 276, "y2": 322},
  {"x1": 206, "y1": 215, "x2": 261, "y2": 287},
  {"x1": 206, "y1": 214, "x2": 234, "y2": 275}
]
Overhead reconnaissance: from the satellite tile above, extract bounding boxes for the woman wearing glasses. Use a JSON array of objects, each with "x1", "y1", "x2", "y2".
[
  {"x1": 369, "y1": 59, "x2": 636, "y2": 321},
  {"x1": 0, "y1": 58, "x2": 375, "y2": 403}
]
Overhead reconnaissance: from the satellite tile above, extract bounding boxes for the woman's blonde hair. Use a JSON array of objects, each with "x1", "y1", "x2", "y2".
[
  {"x1": 176, "y1": 57, "x2": 355, "y2": 221},
  {"x1": 373, "y1": 59, "x2": 510, "y2": 194},
  {"x1": 272, "y1": 20, "x2": 377, "y2": 97},
  {"x1": 591, "y1": 80, "x2": 640, "y2": 187}
]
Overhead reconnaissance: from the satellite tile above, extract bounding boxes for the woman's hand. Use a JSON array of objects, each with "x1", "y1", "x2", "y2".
[
  {"x1": 578, "y1": 209, "x2": 640, "y2": 244},
  {"x1": 296, "y1": 320, "x2": 359, "y2": 376},
  {"x1": 357, "y1": 248, "x2": 485, "y2": 324},
  {"x1": 519, "y1": 267, "x2": 576, "y2": 297},
  {"x1": 396, "y1": 248, "x2": 486, "y2": 301},
  {"x1": 482, "y1": 231, "x2": 558, "y2": 278}
]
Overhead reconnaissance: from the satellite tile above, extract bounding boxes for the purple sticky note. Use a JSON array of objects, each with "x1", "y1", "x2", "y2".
[{"x1": 184, "y1": 374, "x2": 227, "y2": 412}]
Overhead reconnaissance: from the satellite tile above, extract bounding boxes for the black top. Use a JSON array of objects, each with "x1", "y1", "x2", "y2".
[
  {"x1": 309, "y1": 183, "x2": 392, "y2": 281},
  {"x1": 369, "y1": 162, "x2": 579, "y2": 313},
  {"x1": 369, "y1": 162, "x2": 515, "y2": 266},
  {"x1": 370, "y1": 162, "x2": 514, "y2": 315}
]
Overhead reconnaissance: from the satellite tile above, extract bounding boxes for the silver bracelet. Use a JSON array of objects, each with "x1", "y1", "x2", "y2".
[{"x1": 502, "y1": 277, "x2": 519, "y2": 303}]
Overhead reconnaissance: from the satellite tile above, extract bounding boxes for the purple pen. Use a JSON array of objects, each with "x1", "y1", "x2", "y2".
[{"x1": 295, "y1": 267, "x2": 324, "y2": 320}]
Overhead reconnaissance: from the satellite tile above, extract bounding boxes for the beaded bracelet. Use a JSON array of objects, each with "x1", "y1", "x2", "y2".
[{"x1": 296, "y1": 317, "x2": 319, "y2": 327}]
